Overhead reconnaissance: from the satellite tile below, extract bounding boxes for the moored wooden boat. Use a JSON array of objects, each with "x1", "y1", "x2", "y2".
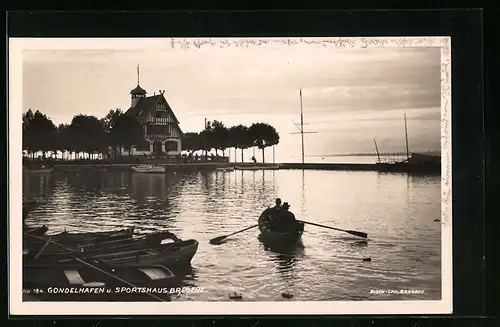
[
  {"x1": 373, "y1": 115, "x2": 441, "y2": 175},
  {"x1": 24, "y1": 225, "x2": 49, "y2": 236},
  {"x1": 52, "y1": 227, "x2": 135, "y2": 243},
  {"x1": 131, "y1": 165, "x2": 165, "y2": 173},
  {"x1": 24, "y1": 227, "x2": 135, "y2": 251},
  {"x1": 24, "y1": 166, "x2": 54, "y2": 174},
  {"x1": 26, "y1": 239, "x2": 199, "y2": 269},
  {"x1": 214, "y1": 167, "x2": 235, "y2": 171},
  {"x1": 23, "y1": 263, "x2": 175, "y2": 301},
  {"x1": 257, "y1": 209, "x2": 304, "y2": 248},
  {"x1": 24, "y1": 230, "x2": 178, "y2": 255},
  {"x1": 374, "y1": 154, "x2": 441, "y2": 174}
]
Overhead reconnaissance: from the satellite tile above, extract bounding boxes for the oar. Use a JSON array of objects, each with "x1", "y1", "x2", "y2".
[
  {"x1": 299, "y1": 221, "x2": 368, "y2": 239},
  {"x1": 24, "y1": 232, "x2": 125, "y2": 268},
  {"x1": 99, "y1": 226, "x2": 134, "y2": 239},
  {"x1": 209, "y1": 223, "x2": 263, "y2": 245}
]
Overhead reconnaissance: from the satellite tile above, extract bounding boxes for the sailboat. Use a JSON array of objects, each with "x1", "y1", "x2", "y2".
[{"x1": 374, "y1": 114, "x2": 441, "y2": 174}]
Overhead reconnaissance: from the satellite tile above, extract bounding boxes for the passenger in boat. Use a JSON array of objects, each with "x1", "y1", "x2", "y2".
[{"x1": 272, "y1": 202, "x2": 297, "y2": 232}]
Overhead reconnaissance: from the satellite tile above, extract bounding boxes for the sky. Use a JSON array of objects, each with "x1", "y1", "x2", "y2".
[{"x1": 22, "y1": 38, "x2": 442, "y2": 162}]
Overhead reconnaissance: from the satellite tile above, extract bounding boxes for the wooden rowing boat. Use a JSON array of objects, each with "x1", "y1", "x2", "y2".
[
  {"x1": 23, "y1": 263, "x2": 175, "y2": 301},
  {"x1": 131, "y1": 165, "x2": 166, "y2": 173},
  {"x1": 24, "y1": 225, "x2": 48, "y2": 236},
  {"x1": 257, "y1": 209, "x2": 304, "y2": 248},
  {"x1": 24, "y1": 227, "x2": 135, "y2": 250},
  {"x1": 24, "y1": 168, "x2": 54, "y2": 174},
  {"x1": 214, "y1": 167, "x2": 235, "y2": 171},
  {"x1": 51, "y1": 227, "x2": 135, "y2": 243},
  {"x1": 25, "y1": 239, "x2": 199, "y2": 269},
  {"x1": 24, "y1": 263, "x2": 176, "y2": 288},
  {"x1": 24, "y1": 230, "x2": 179, "y2": 255}
]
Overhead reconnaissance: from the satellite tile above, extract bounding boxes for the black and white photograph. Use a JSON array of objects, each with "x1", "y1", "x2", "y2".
[{"x1": 9, "y1": 37, "x2": 452, "y2": 315}]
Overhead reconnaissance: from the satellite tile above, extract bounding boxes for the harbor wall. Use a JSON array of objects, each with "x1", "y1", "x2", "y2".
[
  {"x1": 277, "y1": 163, "x2": 380, "y2": 171},
  {"x1": 46, "y1": 162, "x2": 439, "y2": 175}
]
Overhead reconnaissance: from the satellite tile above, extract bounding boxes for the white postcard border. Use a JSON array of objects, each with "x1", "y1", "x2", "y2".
[{"x1": 9, "y1": 36, "x2": 452, "y2": 315}]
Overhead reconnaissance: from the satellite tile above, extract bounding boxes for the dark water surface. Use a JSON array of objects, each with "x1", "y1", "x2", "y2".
[{"x1": 23, "y1": 169, "x2": 441, "y2": 301}]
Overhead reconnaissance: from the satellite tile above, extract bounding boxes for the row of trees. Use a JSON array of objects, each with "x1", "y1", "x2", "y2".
[
  {"x1": 22, "y1": 108, "x2": 144, "y2": 160},
  {"x1": 183, "y1": 120, "x2": 280, "y2": 163},
  {"x1": 22, "y1": 109, "x2": 280, "y2": 163}
]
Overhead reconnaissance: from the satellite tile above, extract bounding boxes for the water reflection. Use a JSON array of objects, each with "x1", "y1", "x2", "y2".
[
  {"x1": 23, "y1": 172, "x2": 55, "y2": 200},
  {"x1": 22, "y1": 170, "x2": 442, "y2": 301},
  {"x1": 272, "y1": 250, "x2": 303, "y2": 282}
]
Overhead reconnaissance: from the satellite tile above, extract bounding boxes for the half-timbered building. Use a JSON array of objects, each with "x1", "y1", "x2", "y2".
[{"x1": 123, "y1": 75, "x2": 183, "y2": 157}]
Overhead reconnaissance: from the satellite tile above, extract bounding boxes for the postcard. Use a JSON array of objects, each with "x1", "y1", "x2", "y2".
[{"x1": 9, "y1": 36, "x2": 452, "y2": 315}]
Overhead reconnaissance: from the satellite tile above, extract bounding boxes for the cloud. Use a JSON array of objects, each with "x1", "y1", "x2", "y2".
[{"x1": 21, "y1": 39, "x2": 442, "y2": 154}]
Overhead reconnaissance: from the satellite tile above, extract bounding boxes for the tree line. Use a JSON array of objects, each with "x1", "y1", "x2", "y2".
[
  {"x1": 183, "y1": 120, "x2": 279, "y2": 163},
  {"x1": 22, "y1": 109, "x2": 280, "y2": 163},
  {"x1": 22, "y1": 109, "x2": 144, "y2": 160}
]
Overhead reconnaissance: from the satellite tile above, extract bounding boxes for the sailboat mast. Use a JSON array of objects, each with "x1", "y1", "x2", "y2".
[
  {"x1": 374, "y1": 138, "x2": 381, "y2": 163},
  {"x1": 300, "y1": 89, "x2": 305, "y2": 164},
  {"x1": 404, "y1": 113, "x2": 410, "y2": 160}
]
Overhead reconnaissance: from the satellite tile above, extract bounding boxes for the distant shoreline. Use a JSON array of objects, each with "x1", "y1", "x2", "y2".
[{"x1": 305, "y1": 152, "x2": 441, "y2": 157}]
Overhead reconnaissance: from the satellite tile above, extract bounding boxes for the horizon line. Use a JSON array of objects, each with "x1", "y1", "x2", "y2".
[{"x1": 306, "y1": 151, "x2": 441, "y2": 157}]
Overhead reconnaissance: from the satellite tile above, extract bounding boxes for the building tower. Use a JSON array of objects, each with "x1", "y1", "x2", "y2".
[{"x1": 130, "y1": 64, "x2": 147, "y2": 107}]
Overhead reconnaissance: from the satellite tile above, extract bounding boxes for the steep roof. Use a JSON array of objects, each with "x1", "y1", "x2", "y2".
[
  {"x1": 130, "y1": 85, "x2": 147, "y2": 95},
  {"x1": 124, "y1": 94, "x2": 181, "y2": 126}
]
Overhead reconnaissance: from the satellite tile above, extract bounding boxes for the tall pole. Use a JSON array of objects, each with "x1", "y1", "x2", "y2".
[
  {"x1": 404, "y1": 114, "x2": 410, "y2": 160},
  {"x1": 204, "y1": 118, "x2": 207, "y2": 158},
  {"x1": 374, "y1": 138, "x2": 381, "y2": 163},
  {"x1": 273, "y1": 145, "x2": 275, "y2": 164},
  {"x1": 300, "y1": 89, "x2": 305, "y2": 164},
  {"x1": 137, "y1": 64, "x2": 140, "y2": 85},
  {"x1": 290, "y1": 88, "x2": 318, "y2": 164}
]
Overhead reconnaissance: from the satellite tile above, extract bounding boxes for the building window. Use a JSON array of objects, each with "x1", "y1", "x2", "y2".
[
  {"x1": 147, "y1": 125, "x2": 168, "y2": 135},
  {"x1": 165, "y1": 141, "x2": 178, "y2": 152},
  {"x1": 156, "y1": 110, "x2": 167, "y2": 118},
  {"x1": 155, "y1": 117, "x2": 167, "y2": 125}
]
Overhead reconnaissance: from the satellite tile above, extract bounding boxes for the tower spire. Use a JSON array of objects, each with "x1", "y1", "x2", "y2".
[{"x1": 137, "y1": 64, "x2": 140, "y2": 85}]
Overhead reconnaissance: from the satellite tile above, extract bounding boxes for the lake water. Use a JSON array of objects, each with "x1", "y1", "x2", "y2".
[{"x1": 22, "y1": 169, "x2": 442, "y2": 301}]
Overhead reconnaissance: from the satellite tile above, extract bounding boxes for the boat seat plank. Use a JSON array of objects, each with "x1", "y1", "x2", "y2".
[
  {"x1": 139, "y1": 268, "x2": 173, "y2": 280},
  {"x1": 64, "y1": 269, "x2": 86, "y2": 284}
]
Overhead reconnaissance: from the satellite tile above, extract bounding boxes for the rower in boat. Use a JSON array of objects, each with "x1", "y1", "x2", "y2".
[
  {"x1": 270, "y1": 198, "x2": 282, "y2": 213},
  {"x1": 261, "y1": 198, "x2": 282, "y2": 223},
  {"x1": 271, "y1": 202, "x2": 297, "y2": 232}
]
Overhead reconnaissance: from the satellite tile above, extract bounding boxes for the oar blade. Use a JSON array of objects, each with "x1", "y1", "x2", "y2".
[
  {"x1": 209, "y1": 236, "x2": 228, "y2": 245},
  {"x1": 346, "y1": 230, "x2": 368, "y2": 239},
  {"x1": 209, "y1": 224, "x2": 261, "y2": 245}
]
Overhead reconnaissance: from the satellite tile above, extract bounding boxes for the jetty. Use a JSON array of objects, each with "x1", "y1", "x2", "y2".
[
  {"x1": 45, "y1": 161, "x2": 440, "y2": 175},
  {"x1": 278, "y1": 163, "x2": 382, "y2": 171}
]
